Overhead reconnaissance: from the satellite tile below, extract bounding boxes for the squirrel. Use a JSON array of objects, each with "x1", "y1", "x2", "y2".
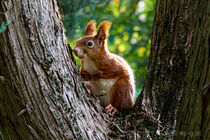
[{"x1": 74, "y1": 20, "x2": 135, "y2": 114}]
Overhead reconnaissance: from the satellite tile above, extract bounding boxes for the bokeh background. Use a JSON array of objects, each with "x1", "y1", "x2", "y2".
[{"x1": 59, "y1": 0, "x2": 156, "y2": 98}]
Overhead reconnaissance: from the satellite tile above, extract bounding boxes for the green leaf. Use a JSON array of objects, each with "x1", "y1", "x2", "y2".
[{"x1": 0, "y1": 17, "x2": 14, "y2": 33}]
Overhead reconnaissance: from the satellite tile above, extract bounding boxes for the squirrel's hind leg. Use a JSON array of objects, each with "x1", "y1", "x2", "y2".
[{"x1": 109, "y1": 78, "x2": 134, "y2": 112}]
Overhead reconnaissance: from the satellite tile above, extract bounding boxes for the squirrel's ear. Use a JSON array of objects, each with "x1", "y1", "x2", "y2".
[
  {"x1": 85, "y1": 20, "x2": 96, "y2": 35},
  {"x1": 96, "y1": 21, "x2": 112, "y2": 41}
]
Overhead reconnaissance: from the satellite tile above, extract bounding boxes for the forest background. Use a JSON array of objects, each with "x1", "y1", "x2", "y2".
[{"x1": 60, "y1": 0, "x2": 156, "y2": 98}]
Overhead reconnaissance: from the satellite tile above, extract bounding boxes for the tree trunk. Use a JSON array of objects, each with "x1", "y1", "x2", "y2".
[
  {"x1": 175, "y1": 1, "x2": 210, "y2": 140},
  {"x1": 0, "y1": 0, "x2": 110, "y2": 139},
  {"x1": 138, "y1": 0, "x2": 210, "y2": 139}
]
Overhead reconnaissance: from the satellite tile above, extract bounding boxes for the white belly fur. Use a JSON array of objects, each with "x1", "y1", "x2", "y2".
[
  {"x1": 87, "y1": 79, "x2": 116, "y2": 107},
  {"x1": 83, "y1": 57, "x2": 116, "y2": 107}
]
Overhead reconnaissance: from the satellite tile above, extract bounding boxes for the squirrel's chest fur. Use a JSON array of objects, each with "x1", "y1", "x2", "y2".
[{"x1": 83, "y1": 57, "x2": 116, "y2": 106}]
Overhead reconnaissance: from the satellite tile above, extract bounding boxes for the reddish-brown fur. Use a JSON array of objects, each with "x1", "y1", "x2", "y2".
[{"x1": 74, "y1": 20, "x2": 135, "y2": 112}]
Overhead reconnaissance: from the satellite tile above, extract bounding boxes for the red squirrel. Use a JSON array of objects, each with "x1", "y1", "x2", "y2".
[{"x1": 74, "y1": 20, "x2": 135, "y2": 114}]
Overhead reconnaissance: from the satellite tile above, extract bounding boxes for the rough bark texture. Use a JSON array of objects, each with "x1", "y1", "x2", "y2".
[
  {"x1": 175, "y1": 1, "x2": 210, "y2": 140},
  {"x1": 137, "y1": 0, "x2": 210, "y2": 139},
  {"x1": 0, "y1": 0, "x2": 110, "y2": 139}
]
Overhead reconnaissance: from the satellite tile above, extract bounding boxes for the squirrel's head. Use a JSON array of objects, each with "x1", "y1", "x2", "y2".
[{"x1": 74, "y1": 20, "x2": 111, "y2": 59}]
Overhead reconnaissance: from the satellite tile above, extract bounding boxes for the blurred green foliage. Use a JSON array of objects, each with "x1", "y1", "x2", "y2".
[{"x1": 60, "y1": 0, "x2": 155, "y2": 98}]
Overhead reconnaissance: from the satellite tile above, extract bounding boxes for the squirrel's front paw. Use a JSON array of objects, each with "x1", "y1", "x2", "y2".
[
  {"x1": 91, "y1": 71, "x2": 102, "y2": 81},
  {"x1": 81, "y1": 71, "x2": 91, "y2": 81},
  {"x1": 106, "y1": 104, "x2": 118, "y2": 115}
]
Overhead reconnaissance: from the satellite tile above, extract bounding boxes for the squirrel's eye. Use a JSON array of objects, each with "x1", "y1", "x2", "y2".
[{"x1": 87, "y1": 41, "x2": 93, "y2": 47}]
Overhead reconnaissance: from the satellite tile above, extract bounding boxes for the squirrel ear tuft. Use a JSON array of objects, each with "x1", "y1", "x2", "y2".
[
  {"x1": 96, "y1": 21, "x2": 112, "y2": 40},
  {"x1": 85, "y1": 20, "x2": 96, "y2": 35}
]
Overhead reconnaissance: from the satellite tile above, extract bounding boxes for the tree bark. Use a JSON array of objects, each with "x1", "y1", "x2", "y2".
[
  {"x1": 0, "y1": 0, "x2": 110, "y2": 139},
  {"x1": 175, "y1": 1, "x2": 210, "y2": 140},
  {"x1": 138, "y1": 0, "x2": 210, "y2": 139}
]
